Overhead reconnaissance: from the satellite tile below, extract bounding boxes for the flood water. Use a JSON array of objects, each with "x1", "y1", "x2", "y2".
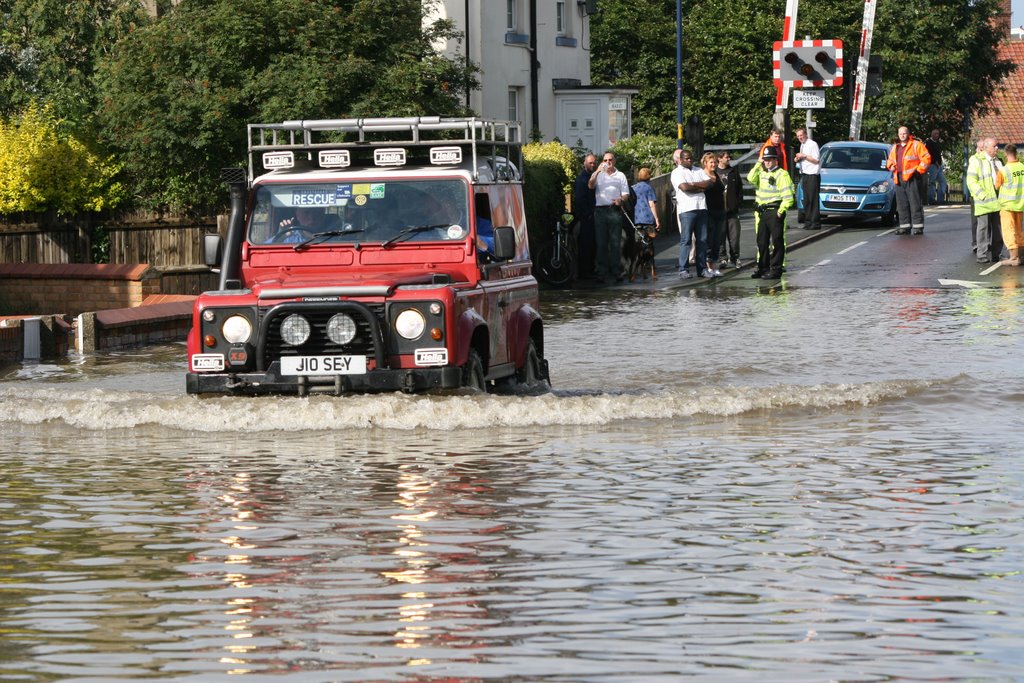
[{"x1": 2, "y1": 286, "x2": 1024, "y2": 681}]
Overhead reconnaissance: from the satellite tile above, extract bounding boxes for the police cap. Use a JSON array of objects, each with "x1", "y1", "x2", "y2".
[{"x1": 762, "y1": 146, "x2": 779, "y2": 160}]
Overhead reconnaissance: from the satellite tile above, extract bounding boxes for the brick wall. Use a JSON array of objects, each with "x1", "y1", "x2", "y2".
[
  {"x1": 0, "y1": 315, "x2": 72, "y2": 362},
  {"x1": 0, "y1": 320, "x2": 20, "y2": 362},
  {"x1": 0, "y1": 264, "x2": 153, "y2": 316},
  {"x1": 88, "y1": 300, "x2": 194, "y2": 352}
]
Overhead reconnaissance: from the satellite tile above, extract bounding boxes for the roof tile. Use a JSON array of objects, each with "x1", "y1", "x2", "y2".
[{"x1": 976, "y1": 40, "x2": 1024, "y2": 144}]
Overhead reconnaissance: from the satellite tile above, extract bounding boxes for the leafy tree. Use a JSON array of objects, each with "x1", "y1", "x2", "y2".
[
  {"x1": 0, "y1": 102, "x2": 124, "y2": 215},
  {"x1": 94, "y1": 0, "x2": 479, "y2": 213},
  {"x1": 0, "y1": 0, "x2": 147, "y2": 122},
  {"x1": 591, "y1": 0, "x2": 1013, "y2": 149}
]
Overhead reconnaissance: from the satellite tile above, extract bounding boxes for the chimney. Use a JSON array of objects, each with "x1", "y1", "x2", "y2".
[{"x1": 996, "y1": 0, "x2": 1011, "y2": 37}]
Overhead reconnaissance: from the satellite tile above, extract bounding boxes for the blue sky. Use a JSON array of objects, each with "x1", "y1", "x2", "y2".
[{"x1": 1014, "y1": 0, "x2": 1022, "y2": 27}]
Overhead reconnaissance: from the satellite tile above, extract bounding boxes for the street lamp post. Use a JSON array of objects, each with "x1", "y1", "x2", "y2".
[{"x1": 676, "y1": 0, "x2": 683, "y2": 149}]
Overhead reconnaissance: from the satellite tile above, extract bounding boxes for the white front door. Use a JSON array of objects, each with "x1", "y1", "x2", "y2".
[{"x1": 560, "y1": 100, "x2": 599, "y2": 154}]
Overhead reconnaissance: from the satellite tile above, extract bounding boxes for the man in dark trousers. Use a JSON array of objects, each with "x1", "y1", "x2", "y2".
[
  {"x1": 795, "y1": 128, "x2": 821, "y2": 230},
  {"x1": 746, "y1": 146, "x2": 794, "y2": 280},
  {"x1": 924, "y1": 129, "x2": 947, "y2": 205},
  {"x1": 886, "y1": 126, "x2": 931, "y2": 235},
  {"x1": 573, "y1": 153, "x2": 597, "y2": 280}
]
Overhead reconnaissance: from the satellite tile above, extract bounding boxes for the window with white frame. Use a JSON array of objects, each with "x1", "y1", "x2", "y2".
[
  {"x1": 508, "y1": 88, "x2": 520, "y2": 123},
  {"x1": 556, "y1": 1, "x2": 566, "y2": 34},
  {"x1": 506, "y1": 0, "x2": 518, "y2": 31}
]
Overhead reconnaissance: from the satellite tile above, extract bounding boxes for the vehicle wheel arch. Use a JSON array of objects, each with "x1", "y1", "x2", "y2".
[
  {"x1": 456, "y1": 308, "x2": 490, "y2": 371},
  {"x1": 510, "y1": 304, "x2": 544, "y2": 369}
]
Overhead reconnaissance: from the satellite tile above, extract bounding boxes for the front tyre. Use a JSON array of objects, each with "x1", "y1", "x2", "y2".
[
  {"x1": 516, "y1": 338, "x2": 550, "y2": 392},
  {"x1": 880, "y1": 204, "x2": 897, "y2": 227},
  {"x1": 461, "y1": 348, "x2": 487, "y2": 392},
  {"x1": 535, "y1": 242, "x2": 575, "y2": 287}
]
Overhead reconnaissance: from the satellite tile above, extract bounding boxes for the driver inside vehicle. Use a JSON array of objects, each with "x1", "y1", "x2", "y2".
[{"x1": 268, "y1": 206, "x2": 339, "y2": 243}]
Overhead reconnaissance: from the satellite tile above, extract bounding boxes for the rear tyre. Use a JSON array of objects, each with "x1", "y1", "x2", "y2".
[
  {"x1": 535, "y1": 242, "x2": 575, "y2": 287},
  {"x1": 461, "y1": 348, "x2": 487, "y2": 392},
  {"x1": 516, "y1": 338, "x2": 550, "y2": 392}
]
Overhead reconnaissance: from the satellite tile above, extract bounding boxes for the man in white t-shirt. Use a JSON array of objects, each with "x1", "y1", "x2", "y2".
[
  {"x1": 587, "y1": 151, "x2": 630, "y2": 283},
  {"x1": 670, "y1": 148, "x2": 715, "y2": 278},
  {"x1": 795, "y1": 128, "x2": 821, "y2": 230}
]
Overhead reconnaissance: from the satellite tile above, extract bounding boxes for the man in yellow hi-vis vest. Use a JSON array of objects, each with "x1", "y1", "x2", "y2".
[
  {"x1": 746, "y1": 146, "x2": 794, "y2": 280},
  {"x1": 967, "y1": 137, "x2": 1003, "y2": 264},
  {"x1": 996, "y1": 143, "x2": 1024, "y2": 266}
]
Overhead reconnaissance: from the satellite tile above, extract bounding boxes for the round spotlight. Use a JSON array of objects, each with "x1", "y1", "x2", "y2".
[
  {"x1": 326, "y1": 313, "x2": 357, "y2": 345},
  {"x1": 280, "y1": 314, "x2": 311, "y2": 346},
  {"x1": 222, "y1": 315, "x2": 252, "y2": 344},
  {"x1": 395, "y1": 309, "x2": 426, "y2": 340}
]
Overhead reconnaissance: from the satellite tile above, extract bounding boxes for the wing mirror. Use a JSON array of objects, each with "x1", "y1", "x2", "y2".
[
  {"x1": 492, "y1": 226, "x2": 516, "y2": 261},
  {"x1": 203, "y1": 234, "x2": 223, "y2": 269}
]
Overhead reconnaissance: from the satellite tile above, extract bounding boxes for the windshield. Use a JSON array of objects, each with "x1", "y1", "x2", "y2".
[
  {"x1": 821, "y1": 147, "x2": 888, "y2": 171},
  {"x1": 247, "y1": 178, "x2": 470, "y2": 245}
]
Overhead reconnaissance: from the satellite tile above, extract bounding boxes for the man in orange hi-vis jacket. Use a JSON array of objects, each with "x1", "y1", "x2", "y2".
[
  {"x1": 886, "y1": 126, "x2": 932, "y2": 235},
  {"x1": 758, "y1": 128, "x2": 789, "y2": 172}
]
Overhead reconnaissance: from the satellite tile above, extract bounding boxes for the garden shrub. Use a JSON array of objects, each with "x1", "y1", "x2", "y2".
[
  {"x1": 522, "y1": 140, "x2": 578, "y2": 249},
  {"x1": 0, "y1": 102, "x2": 124, "y2": 215}
]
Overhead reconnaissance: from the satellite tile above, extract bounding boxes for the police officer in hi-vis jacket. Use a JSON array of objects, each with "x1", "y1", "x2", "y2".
[{"x1": 746, "y1": 146, "x2": 794, "y2": 280}]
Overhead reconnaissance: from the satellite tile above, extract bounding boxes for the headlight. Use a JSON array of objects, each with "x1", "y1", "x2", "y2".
[
  {"x1": 326, "y1": 313, "x2": 357, "y2": 345},
  {"x1": 280, "y1": 314, "x2": 311, "y2": 346},
  {"x1": 395, "y1": 309, "x2": 426, "y2": 340},
  {"x1": 869, "y1": 180, "x2": 890, "y2": 194},
  {"x1": 222, "y1": 315, "x2": 253, "y2": 344}
]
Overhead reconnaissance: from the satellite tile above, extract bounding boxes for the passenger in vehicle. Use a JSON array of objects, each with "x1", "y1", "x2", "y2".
[
  {"x1": 475, "y1": 194, "x2": 495, "y2": 259},
  {"x1": 269, "y1": 206, "x2": 338, "y2": 243}
]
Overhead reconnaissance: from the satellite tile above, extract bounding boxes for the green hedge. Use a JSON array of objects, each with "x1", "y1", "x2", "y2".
[{"x1": 523, "y1": 141, "x2": 577, "y2": 248}]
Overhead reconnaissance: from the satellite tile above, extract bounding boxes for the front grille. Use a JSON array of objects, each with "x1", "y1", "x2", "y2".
[
  {"x1": 259, "y1": 303, "x2": 385, "y2": 367},
  {"x1": 820, "y1": 185, "x2": 867, "y2": 195},
  {"x1": 823, "y1": 201, "x2": 865, "y2": 210}
]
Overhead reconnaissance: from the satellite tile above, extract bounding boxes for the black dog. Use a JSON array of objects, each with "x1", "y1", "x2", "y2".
[
  {"x1": 628, "y1": 223, "x2": 658, "y2": 282},
  {"x1": 621, "y1": 206, "x2": 658, "y2": 282}
]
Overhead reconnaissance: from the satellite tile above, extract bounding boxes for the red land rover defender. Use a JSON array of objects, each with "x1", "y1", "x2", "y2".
[{"x1": 186, "y1": 117, "x2": 549, "y2": 396}]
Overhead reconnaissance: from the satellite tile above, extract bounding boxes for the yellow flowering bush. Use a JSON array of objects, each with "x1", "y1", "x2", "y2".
[{"x1": 0, "y1": 102, "x2": 124, "y2": 215}]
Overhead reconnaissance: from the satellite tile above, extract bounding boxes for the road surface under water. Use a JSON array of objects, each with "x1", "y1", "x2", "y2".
[{"x1": 2, "y1": 285, "x2": 1023, "y2": 681}]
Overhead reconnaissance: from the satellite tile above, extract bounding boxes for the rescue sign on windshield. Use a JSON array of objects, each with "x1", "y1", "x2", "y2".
[{"x1": 271, "y1": 184, "x2": 387, "y2": 208}]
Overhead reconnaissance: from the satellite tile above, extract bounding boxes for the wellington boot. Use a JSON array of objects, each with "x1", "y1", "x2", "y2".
[{"x1": 1002, "y1": 248, "x2": 1021, "y2": 267}]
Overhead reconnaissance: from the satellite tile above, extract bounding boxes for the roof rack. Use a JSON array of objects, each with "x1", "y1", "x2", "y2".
[{"x1": 246, "y1": 117, "x2": 523, "y2": 184}]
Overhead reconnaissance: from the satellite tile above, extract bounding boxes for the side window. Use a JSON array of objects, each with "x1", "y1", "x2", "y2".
[
  {"x1": 475, "y1": 192, "x2": 495, "y2": 261},
  {"x1": 248, "y1": 187, "x2": 274, "y2": 243}
]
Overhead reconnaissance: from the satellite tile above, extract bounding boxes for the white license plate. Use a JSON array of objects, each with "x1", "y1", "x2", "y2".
[
  {"x1": 825, "y1": 193, "x2": 859, "y2": 203},
  {"x1": 280, "y1": 355, "x2": 367, "y2": 375}
]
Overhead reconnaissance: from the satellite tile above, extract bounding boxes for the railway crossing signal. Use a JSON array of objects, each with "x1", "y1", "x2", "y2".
[{"x1": 773, "y1": 40, "x2": 843, "y2": 88}]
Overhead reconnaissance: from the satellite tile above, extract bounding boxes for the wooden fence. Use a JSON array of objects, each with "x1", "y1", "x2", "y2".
[{"x1": 0, "y1": 213, "x2": 225, "y2": 266}]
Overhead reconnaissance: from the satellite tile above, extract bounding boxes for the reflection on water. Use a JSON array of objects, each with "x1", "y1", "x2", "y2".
[{"x1": 2, "y1": 287, "x2": 1024, "y2": 680}]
